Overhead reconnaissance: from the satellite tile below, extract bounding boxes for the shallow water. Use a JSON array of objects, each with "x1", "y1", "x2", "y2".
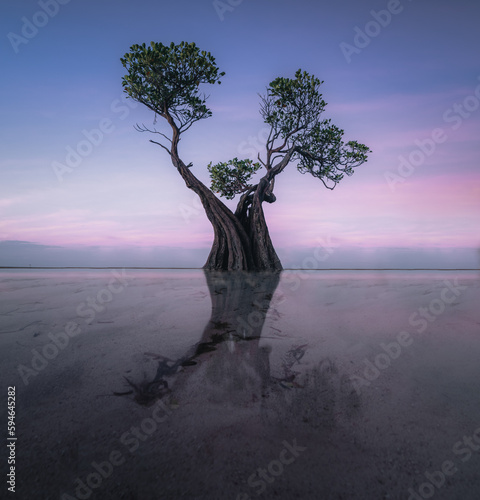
[{"x1": 1, "y1": 269, "x2": 479, "y2": 499}]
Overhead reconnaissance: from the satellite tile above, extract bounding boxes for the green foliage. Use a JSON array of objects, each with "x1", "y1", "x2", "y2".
[
  {"x1": 120, "y1": 41, "x2": 370, "y2": 193},
  {"x1": 207, "y1": 158, "x2": 261, "y2": 199},
  {"x1": 296, "y1": 120, "x2": 370, "y2": 187},
  {"x1": 120, "y1": 41, "x2": 224, "y2": 130},
  {"x1": 261, "y1": 69, "x2": 326, "y2": 143},
  {"x1": 260, "y1": 68, "x2": 371, "y2": 189}
]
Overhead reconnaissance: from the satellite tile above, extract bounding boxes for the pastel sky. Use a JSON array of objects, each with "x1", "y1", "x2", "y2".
[{"x1": 1, "y1": 0, "x2": 479, "y2": 268}]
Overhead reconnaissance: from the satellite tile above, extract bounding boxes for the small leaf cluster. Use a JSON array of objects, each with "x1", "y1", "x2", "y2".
[
  {"x1": 261, "y1": 69, "x2": 326, "y2": 144},
  {"x1": 120, "y1": 41, "x2": 224, "y2": 130},
  {"x1": 207, "y1": 158, "x2": 261, "y2": 199},
  {"x1": 296, "y1": 120, "x2": 371, "y2": 188}
]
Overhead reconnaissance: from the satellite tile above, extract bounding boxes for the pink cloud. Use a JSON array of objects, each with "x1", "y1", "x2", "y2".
[{"x1": 266, "y1": 172, "x2": 480, "y2": 249}]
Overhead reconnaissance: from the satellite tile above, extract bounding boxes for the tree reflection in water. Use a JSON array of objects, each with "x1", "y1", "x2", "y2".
[{"x1": 117, "y1": 270, "x2": 360, "y2": 428}]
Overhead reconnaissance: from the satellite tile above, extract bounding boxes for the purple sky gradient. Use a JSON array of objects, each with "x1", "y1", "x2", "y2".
[{"x1": 1, "y1": 0, "x2": 479, "y2": 268}]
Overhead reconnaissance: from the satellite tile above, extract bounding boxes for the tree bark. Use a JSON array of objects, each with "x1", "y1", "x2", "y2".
[
  {"x1": 249, "y1": 178, "x2": 282, "y2": 271},
  {"x1": 171, "y1": 155, "x2": 282, "y2": 272},
  {"x1": 165, "y1": 100, "x2": 283, "y2": 273}
]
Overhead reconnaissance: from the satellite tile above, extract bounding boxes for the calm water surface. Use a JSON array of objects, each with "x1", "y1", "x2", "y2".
[{"x1": 1, "y1": 269, "x2": 479, "y2": 499}]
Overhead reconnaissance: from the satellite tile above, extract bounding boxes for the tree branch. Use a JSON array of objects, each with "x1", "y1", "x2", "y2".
[
  {"x1": 149, "y1": 139, "x2": 171, "y2": 154},
  {"x1": 135, "y1": 123, "x2": 172, "y2": 143}
]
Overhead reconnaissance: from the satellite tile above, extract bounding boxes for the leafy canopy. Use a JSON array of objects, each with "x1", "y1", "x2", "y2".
[
  {"x1": 120, "y1": 41, "x2": 224, "y2": 132},
  {"x1": 262, "y1": 69, "x2": 327, "y2": 143},
  {"x1": 259, "y1": 69, "x2": 371, "y2": 189},
  {"x1": 207, "y1": 158, "x2": 261, "y2": 200},
  {"x1": 120, "y1": 42, "x2": 370, "y2": 195},
  {"x1": 207, "y1": 69, "x2": 370, "y2": 196}
]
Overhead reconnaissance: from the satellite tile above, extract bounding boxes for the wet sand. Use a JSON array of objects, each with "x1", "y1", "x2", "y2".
[{"x1": 1, "y1": 269, "x2": 479, "y2": 499}]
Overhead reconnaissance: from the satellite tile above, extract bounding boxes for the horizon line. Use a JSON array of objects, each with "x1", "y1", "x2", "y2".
[{"x1": 0, "y1": 267, "x2": 478, "y2": 271}]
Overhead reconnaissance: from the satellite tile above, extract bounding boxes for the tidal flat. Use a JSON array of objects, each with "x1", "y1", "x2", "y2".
[{"x1": 1, "y1": 269, "x2": 479, "y2": 499}]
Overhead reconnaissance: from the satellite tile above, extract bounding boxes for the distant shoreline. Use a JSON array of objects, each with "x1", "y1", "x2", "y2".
[{"x1": 0, "y1": 267, "x2": 478, "y2": 271}]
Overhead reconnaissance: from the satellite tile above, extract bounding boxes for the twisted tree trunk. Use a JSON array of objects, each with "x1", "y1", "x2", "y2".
[
  {"x1": 249, "y1": 178, "x2": 282, "y2": 271},
  {"x1": 172, "y1": 155, "x2": 282, "y2": 272},
  {"x1": 166, "y1": 106, "x2": 284, "y2": 272}
]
